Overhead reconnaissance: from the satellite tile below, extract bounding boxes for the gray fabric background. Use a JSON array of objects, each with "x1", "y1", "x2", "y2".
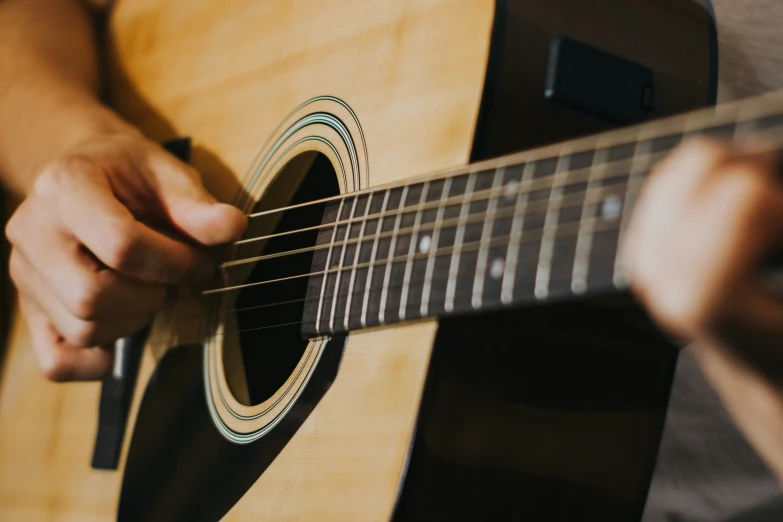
[
  {"x1": 643, "y1": 353, "x2": 782, "y2": 521},
  {"x1": 642, "y1": 1, "x2": 783, "y2": 520}
]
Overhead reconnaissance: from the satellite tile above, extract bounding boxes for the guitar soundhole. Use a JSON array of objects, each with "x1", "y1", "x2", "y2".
[{"x1": 224, "y1": 152, "x2": 339, "y2": 405}]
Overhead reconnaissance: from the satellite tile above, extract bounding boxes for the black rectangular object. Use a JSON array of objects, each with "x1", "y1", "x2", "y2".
[
  {"x1": 91, "y1": 137, "x2": 190, "y2": 471},
  {"x1": 545, "y1": 36, "x2": 655, "y2": 125}
]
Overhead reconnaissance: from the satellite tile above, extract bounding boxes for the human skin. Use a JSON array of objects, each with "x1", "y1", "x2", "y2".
[{"x1": 2, "y1": 0, "x2": 783, "y2": 486}]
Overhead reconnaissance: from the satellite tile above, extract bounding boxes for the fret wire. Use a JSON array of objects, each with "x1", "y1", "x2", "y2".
[
  {"x1": 534, "y1": 155, "x2": 572, "y2": 299},
  {"x1": 403, "y1": 217, "x2": 623, "y2": 305},
  {"x1": 501, "y1": 162, "x2": 537, "y2": 304},
  {"x1": 242, "y1": 93, "x2": 783, "y2": 231},
  {"x1": 174, "y1": 217, "x2": 629, "y2": 328},
  {"x1": 216, "y1": 183, "x2": 633, "y2": 301},
  {"x1": 732, "y1": 101, "x2": 757, "y2": 138},
  {"x1": 315, "y1": 198, "x2": 345, "y2": 330},
  {"x1": 188, "y1": 218, "x2": 634, "y2": 343},
  {"x1": 225, "y1": 149, "x2": 678, "y2": 270},
  {"x1": 736, "y1": 117, "x2": 759, "y2": 136},
  {"x1": 613, "y1": 134, "x2": 654, "y2": 287},
  {"x1": 420, "y1": 177, "x2": 453, "y2": 316},
  {"x1": 343, "y1": 192, "x2": 374, "y2": 330},
  {"x1": 445, "y1": 171, "x2": 479, "y2": 313},
  {"x1": 471, "y1": 167, "x2": 505, "y2": 309},
  {"x1": 220, "y1": 155, "x2": 657, "y2": 268},
  {"x1": 234, "y1": 151, "x2": 659, "y2": 252},
  {"x1": 328, "y1": 196, "x2": 359, "y2": 332},
  {"x1": 379, "y1": 186, "x2": 410, "y2": 325},
  {"x1": 572, "y1": 146, "x2": 610, "y2": 294},
  {"x1": 360, "y1": 189, "x2": 391, "y2": 327},
  {"x1": 210, "y1": 214, "x2": 630, "y2": 299},
  {"x1": 399, "y1": 182, "x2": 431, "y2": 320},
  {"x1": 198, "y1": 217, "x2": 634, "y2": 337},
  {"x1": 471, "y1": 94, "x2": 781, "y2": 181},
  {"x1": 735, "y1": 95, "x2": 767, "y2": 136},
  {"x1": 691, "y1": 97, "x2": 736, "y2": 135}
]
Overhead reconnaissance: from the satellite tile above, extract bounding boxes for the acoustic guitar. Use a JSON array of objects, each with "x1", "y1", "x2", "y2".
[{"x1": 0, "y1": 0, "x2": 758, "y2": 520}]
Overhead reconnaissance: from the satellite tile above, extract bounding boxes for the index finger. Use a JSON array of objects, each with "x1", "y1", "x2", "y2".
[{"x1": 52, "y1": 166, "x2": 214, "y2": 284}]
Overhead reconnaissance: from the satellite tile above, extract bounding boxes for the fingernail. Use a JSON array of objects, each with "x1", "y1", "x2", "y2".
[{"x1": 212, "y1": 201, "x2": 237, "y2": 210}]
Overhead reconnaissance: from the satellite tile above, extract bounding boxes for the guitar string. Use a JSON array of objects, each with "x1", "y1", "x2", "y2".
[
  {"x1": 204, "y1": 212, "x2": 624, "y2": 296},
  {"x1": 226, "y1": 133, "x2": 783, "y2": 266},
  {"x1": 191, "y1": 129, "x2": 783, "y2": 331},
  {"x1": 202, "y1": 260, "x2": 619, "y2": 337},
  {"x1": 207, "y1": 119, "x2": 783, "y2": 294},
  {"x1": 166, "y1": 230, "x2": 621, "y2": 339},
  {"x1": 151, "y1": 244, "x2": 618, "y2": 345},
  {"x1": 217, "y1": 298, "x2": 306, "y2": 317},
  {"x1": 231, "y1": 150, "x2": 663, "y2": 250},
  {"x1": 239, "y1": 95, "x2": 783, "y2": 225},
  {"x1": 186, "y1": 134, "x2": 774, "y2": 326},
  {"x1": 222, "y1": 178, "x2": 632, "y2": 270},
  {"x1": 156, "y1": 98, "x2": 783, "y2": 336},
  {"x1": 193, "y1": 231, "x2": 622, "y2": 336},
  {"x1": 165, "y1": 214, "x2": 623, "y2": 331}
]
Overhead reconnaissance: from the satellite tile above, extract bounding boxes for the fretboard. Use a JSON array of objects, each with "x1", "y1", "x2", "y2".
[{"x1": 301, "y1": 92, "x2": 783, "y2": 337}]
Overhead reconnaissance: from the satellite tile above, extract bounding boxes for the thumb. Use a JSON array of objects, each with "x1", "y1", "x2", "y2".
[{"x1": 149, "y1": 152, "x2": 248, "y2": 246}]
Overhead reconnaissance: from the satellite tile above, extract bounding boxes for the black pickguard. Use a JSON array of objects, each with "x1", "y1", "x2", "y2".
[{"x1": 118, "y1": 337, "x2": 345, "y2": 522}]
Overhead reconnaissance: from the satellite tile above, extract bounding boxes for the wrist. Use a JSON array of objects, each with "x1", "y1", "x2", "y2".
[
  {"x1": 0, "y1": 81, "x2": 140, "y2": 196},
  {"x1": 58, "y1": 99, "x2": 142, "y2": 154}
]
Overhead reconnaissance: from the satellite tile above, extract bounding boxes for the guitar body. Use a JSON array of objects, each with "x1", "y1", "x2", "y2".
[{"x1": 0, "y1": 0, "x2": 716, "y2": 520}]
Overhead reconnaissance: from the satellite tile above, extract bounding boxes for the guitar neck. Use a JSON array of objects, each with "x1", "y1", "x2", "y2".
[{"x1": 302, "y1": 91, "x2": 783, "y2": 337}]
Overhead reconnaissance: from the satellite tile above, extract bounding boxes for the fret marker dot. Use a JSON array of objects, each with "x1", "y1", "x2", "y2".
[
  {"x1": 504, "y1": 180, "x2": 519, "y2": 201},
  {"x1": 490, "y1": 258, "x2": 504, "y2": 280},
  {"x1": 419, "y1": 235, "x2": 432, "y2": 254},
  {"x1": 601, "y1": 194, "x2": 623, "y2": 221}
]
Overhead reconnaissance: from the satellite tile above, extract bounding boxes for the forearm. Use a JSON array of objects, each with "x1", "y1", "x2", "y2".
[{"x1": 0, "y1": 0, "x2": 134, "y2": 196}]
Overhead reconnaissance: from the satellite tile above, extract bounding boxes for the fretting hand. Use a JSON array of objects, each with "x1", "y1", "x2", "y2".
[
  {"x1": 625, "y1": 138, "x2": 783, "y2": 479},
  {"x1": 5, "y1": 133, "x2": 247, "y2": 381}
]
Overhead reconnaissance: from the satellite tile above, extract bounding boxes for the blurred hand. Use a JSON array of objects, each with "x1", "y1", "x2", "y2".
[
  {"x1": 625, "y1": 138, "x2": 783, "y2": 479},
  {"x1": 5, "y1": 132, "x2": 247, "y2": 382}
]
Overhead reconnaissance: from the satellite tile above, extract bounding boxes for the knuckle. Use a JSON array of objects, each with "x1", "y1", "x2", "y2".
[
  {"x1": 643, "y1": 281, "x2": 706, "y2": 337},
  {"x1": 626, "y1": 253, "x2": 707, "y2": 337},
  {"x1": 7, "y1": 252, "x2": 24, "y2": 285},
  {"x1": 4, "y1": 212, "x2": 22, "y2": 245},
  {"x1": 36, "y1": 348, "x2": 72, "y2": 383},
  {"x1": 624, "y1": 260, "x2": 644, "y2": 291},
  {"x1": 63, "y1": 321, "x2": 99, "y2": 349},
  {"x1": 33, "y1": 160, "x2": 71, "y2": 198},
  {"x1": 100, "y1": 222, "x2": 138, "y2": 270},
  {"x1": 86, "y1": 355, "x2": 114, "y2": 381},
  {"x1": 626, "y1": 262, "x2": 654, "y2": 307},
  {"x1": 33, "y1": 156, "x2": 99, "y2": 198},
  {"x1": 69, "y1": 278, "x2": 104, "y2": 321}
]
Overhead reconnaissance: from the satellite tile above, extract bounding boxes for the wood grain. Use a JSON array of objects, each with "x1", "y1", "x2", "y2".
[
  {"x1": 107, "y1": 0, "x2": 495, "y2": 199},
  {"x1": 0, "y1": 0, "x2": 719, "y2": 519},
  {"x1": 0, "y1": 307, "x2": 119, "y2": 521},
  {"x1": 0, "y1": 0, "x2": 495, "y2": 519},
  {"x1": 223, "y1": 322, "x2": 438, "y2": 521}
]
